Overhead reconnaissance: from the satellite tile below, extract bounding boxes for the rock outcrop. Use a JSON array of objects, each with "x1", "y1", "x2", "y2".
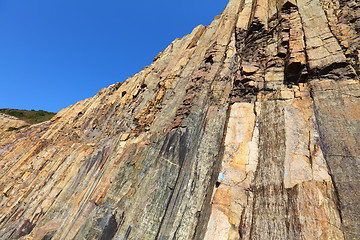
[
  {"x1": 0, "y1": 0, "x2": 359, "y2": 239},
  {"x1": 0, "y1": 113, "x2": 28, "y2": 132}
]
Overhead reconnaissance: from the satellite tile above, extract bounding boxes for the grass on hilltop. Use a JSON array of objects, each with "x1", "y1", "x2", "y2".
[{"x1": 0, "y1": 109, "x2": 57, "y2": 131}]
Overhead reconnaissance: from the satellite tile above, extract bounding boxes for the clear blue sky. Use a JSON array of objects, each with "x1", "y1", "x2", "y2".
[{"x1": 0, "y1": 0, "x2": 228, "y2": 112}]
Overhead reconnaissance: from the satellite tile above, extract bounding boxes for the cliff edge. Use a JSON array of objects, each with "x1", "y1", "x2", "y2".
[{"x1": 0, "y1": 0, "x2": 359, "y2": 239}]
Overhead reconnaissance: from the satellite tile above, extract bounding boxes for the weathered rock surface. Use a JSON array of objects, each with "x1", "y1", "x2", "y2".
[
  {"x1": 0, "y1": 0, "x2": 359, "y2": 239},
  {"x1": 0, "y1": 113, "x2": 28, "y2": 132}
]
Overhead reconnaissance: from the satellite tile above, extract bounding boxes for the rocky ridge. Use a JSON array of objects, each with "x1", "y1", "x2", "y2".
[{"x1": 0, "y1": 0, "x2": 359, "y2": 239}]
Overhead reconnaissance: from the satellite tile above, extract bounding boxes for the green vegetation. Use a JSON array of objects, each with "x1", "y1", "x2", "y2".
[
  {"x1": 6, "y1": 125, "x2": 30, "y2": 132},
  {"x1": 0, "y1": 108, "x2": 57, "y2": 125}
]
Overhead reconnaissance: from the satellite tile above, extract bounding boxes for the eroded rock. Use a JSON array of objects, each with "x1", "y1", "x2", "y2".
[{"x1": 0, "y1": 0, "x2": 359, "y2": 239}]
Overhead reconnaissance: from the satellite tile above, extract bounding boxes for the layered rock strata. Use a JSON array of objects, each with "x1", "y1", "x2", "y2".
[
  {"x1": 0, "y1": 0, "x2": 359, "y2": 239},
  {"x1": 0, "y1": 113, "x2": 28, "y2": 132}
]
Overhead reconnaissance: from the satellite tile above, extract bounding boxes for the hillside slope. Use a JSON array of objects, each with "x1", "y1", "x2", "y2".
[
  {"x1": 0, "y1": 0, "x2": 359, "y2": 239},
  {"x1": 0, "y1": 113, "x2": 28, "y2": 132}
]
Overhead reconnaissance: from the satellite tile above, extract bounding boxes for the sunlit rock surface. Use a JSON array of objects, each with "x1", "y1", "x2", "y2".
[
  {"x1": 0, "y1": 114, "x2": 27, "y2": 132},
  {"x1": 0, "y1": 0, "x2": 359, "y2": 239}
]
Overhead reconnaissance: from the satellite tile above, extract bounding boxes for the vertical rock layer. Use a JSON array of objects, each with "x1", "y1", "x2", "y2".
[{"x1": 0, "y1": 0, "x2": 359, "y2": 239}]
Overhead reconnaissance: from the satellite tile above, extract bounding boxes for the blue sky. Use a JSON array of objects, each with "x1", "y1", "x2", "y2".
[{"x1": 0, "y1": 0, "x2": 228, "y2": 112}]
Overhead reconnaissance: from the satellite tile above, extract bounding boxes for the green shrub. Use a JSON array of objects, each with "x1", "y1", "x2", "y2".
[
  {"x1": 0, "y1": 108, "x2": 56, "y2": 125},
  {"x1": 6, "y1": 125, "x2": 29, "y2": 131}
]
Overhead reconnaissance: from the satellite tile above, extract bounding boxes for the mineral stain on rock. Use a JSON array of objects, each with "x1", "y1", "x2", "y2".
[
  {"x1": 100, "y1": 214, "x2": 118, "y2": 240},
  {"x1": 0, "y1": 0, "x2": 359, "y2": 239}
]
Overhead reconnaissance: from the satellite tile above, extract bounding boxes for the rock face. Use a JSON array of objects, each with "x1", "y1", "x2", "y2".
[
  {"x1": 0, "y1": 113, "x2": 28, "y2": 132},
  {"x1": 0, "y1": 0, "x2": 359, "y2": 239}
]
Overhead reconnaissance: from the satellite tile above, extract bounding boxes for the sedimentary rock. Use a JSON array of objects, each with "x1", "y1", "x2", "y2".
[
  {"x1": 0, "y1": 113, "x2": 28, "y2": 132},
  {"x1": 0, "y1": 0, "x2": 359, "y2": 239}
]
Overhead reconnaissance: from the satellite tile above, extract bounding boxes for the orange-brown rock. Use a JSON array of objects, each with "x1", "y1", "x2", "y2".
[
  {"x1": 0, "y1": 113, "x2": 28, "y2": 132},
  {"x1": 0, "y1": 0, "x2": 359, "y2": 239}
]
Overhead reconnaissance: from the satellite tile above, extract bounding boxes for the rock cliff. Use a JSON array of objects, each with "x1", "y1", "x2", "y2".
[
  {"x1": 0, "y1": 0, "x2": 359, "y2": 239},
  {"x1": 0, "y1": 114, "x2": 28, "y2": 132}
]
